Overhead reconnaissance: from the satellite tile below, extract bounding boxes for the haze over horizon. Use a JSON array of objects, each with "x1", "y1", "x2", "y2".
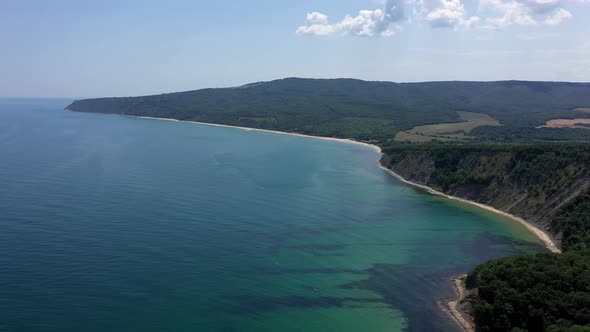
[{"x1": 2, "y1": 0, "x2": 589, "y2": 98}]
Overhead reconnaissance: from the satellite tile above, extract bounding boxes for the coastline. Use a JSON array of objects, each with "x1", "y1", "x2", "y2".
[
  {"x1": 134, "y1": 116, "x2": 383, "y2": 153},
  {"x1": 377, "y1": 165, "x2": 561, "y2": 254},
  {"x1": 439, "y1": 275, "x2": 475, "y2": 332},
  {"x1": 90, "y1": 112, "x2": 562, "y2": 332},
  {"x1": 133, "y1": 115, "x2": 560, "y2": 253}
]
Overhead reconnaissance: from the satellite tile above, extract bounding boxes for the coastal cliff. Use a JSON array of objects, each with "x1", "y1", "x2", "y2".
[
  {"x1": 380, "y1": 143, "x2": 590, "y2": 247},
  {"x1": 380, "y1": 143, "x2": 590, "y2": 331}
]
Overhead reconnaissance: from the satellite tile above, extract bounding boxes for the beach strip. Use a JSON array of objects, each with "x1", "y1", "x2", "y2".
[
  {"x1": 378, "y1": 165, "x2": 561, "y2": 254},
  {"x1": 133, "y1": 114, "x2": 559, "y2": 254}
]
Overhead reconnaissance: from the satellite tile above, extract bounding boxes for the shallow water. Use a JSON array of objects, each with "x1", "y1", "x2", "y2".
[{"x1": 0, "y1": 99, "x2": 545, "y2": 331}]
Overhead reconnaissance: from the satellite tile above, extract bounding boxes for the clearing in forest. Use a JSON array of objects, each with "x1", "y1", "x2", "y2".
[
  {"x1": 539, "y1": 118, "x2": 590, "y2": 129},
  {"x1": 395, "y1": 111, "x2": 501, "y2": 142}
]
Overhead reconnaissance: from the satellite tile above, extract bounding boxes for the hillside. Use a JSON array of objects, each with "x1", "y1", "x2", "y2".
[
  {"x1": 380, "y1": 143, "x2": 590, "y2": 243},
  {"x1": 66, "y1": 78, "x2": 590, "y2": 143}
]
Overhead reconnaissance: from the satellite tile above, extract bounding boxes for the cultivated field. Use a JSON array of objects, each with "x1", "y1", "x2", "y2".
[
  {"x1": 539, "y1": 118, "x2": 590, "y2": 129},
  {"x1": 395, "y1": 111, "x2": 501, "y2": 142}
]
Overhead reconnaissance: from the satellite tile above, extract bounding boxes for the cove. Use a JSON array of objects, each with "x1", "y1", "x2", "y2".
[{"x1": 0, "y1": 99, "x2": 545, "y2": 332}]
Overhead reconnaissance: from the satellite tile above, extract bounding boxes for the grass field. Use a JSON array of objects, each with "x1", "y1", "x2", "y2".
[{"x1": 395, "y1": 111, "x2": 501, "y2": 142}]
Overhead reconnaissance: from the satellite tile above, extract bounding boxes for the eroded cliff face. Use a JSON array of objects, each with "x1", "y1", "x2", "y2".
[{"x1": 380, "y1": 146, "x2": 590, "y2": 243}]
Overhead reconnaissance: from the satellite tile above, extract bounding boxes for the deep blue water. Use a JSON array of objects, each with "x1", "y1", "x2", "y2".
[{"x1": 0, "y1": 99, "x2": 545, "y2": 331}]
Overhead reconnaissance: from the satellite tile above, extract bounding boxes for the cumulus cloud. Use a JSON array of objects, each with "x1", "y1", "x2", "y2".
[
  {"x1": 544, "y1": 8, "x2": 573, "y2": 25},
  {"x1": 419, "y1": 0, "x2": 481, "y2": 28},
  {"x1": 296, "y1": 0, "x2": 583, "y2": 36},
  {"x1": 296, "y1": 0, "x2": 405, "y2": 37},
  {"x1": 480, "y1": 0, "x2": 573, "y2": 28}
]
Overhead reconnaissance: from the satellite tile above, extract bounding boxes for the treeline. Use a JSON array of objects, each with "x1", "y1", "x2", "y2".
[
  {"x1": 382, "y1": 142, "x2": 590, "y2": 219},
  {"x1": 553, "y1": 191, "x2": 590, "y2": 251},
  {"x1": 467, "y1": 251, "x2": 590, "y2": 332},
  {"x1": 66, "y1": 78, "x2": 590, "y2": 142}
]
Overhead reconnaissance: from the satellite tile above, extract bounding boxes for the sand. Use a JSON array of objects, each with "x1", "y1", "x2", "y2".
[
  {"x1": 135, "y1": 116, "x2": 382, "y2": 153},
  {"x1": 378, "y1": 165, "x2": 560, "y2": 254},
  {"x1": 440, "y1": 275, "x2": 475, "y2": 332}
]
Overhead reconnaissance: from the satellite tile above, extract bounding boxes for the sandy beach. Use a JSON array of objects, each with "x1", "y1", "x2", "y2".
[
  {"x1": 439, "y1": 275, "x2": 475, "y2": 332},
  {"x1": 135, "y1": 114, "x2": 560, "y2": 254},
  {"x1": 377, "y1": 165, "x2": 561, "y2": 254},
  {"x1": 135, "y1": 116, "x2": 383, "y2": 153}
]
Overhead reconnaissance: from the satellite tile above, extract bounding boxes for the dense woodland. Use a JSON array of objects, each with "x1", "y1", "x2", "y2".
[
  {"x1": 467, "y1": 189, "x2": 590, "y2": 331},
  {"x1": 68, "y1": 78, "x2": 590, "y2": 331},
  {"x1": 467, "y1": 251, "x2": 590, "y2": 332},
  {"x1": 382, "y1": 143, "x2": 590, "y2": 220},
  {"x1": 67, "y1": 78, "x2": 590, "y2": 143}
]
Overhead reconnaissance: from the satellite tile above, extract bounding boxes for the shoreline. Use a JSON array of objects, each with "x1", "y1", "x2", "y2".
[
  {"x1": 92, "y1": 112, "x2": 562, "y2": 331},
  {"x1": 134, "y1": 116, "x2": 383, "y2": 153},
  {"x1": 377, "y1": 165, "x2": 561, "y2": 254},
  {"x1": 133, "y1": 115, "x2": 559, "y2": 253},
  {"x1": 439, "y1": 275, "x2": 475, "y2": 332}
]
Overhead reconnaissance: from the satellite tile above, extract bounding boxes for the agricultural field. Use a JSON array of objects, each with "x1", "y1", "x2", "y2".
[
  {"x1": 539, "y1": 118, "x2": 590, "y2": 129},
  {"x1": 395, "y1": 111, "x2": 501, "y2": 142}
]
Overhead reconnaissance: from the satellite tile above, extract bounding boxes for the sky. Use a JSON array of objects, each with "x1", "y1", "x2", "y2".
[{"x1": 1, "y1": 0, "x2": 589, "y2": 98}]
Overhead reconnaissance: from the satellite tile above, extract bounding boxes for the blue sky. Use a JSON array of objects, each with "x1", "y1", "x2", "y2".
[{"x1": 1, "y1": 0, "x2": 589, "y2": 97}]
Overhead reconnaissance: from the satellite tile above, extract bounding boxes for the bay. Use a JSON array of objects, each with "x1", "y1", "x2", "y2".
[{"x1": 0, "y1": 99, "x2": 544, "y2": 331}]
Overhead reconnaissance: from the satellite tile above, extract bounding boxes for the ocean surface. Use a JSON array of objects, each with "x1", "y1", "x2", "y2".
[{"x1": 0, "y1": 99, "x2": 545, "y2": 332}]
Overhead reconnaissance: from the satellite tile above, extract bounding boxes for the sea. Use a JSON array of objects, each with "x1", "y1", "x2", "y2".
[{"x1": 0, "y1": 99, "x2": 545, "y2": 332}]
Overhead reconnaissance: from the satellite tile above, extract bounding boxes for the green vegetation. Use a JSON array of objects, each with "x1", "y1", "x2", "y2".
[
  {"x1": 467, "y1": 251, "x2": 590, "y2": 332},
  {"x1": 473, "y1": 126, "x2": 590, "y2": 142},
  {"x1": 395, "y1": 111, "x2": 501, "y2": 142},
  {"x1": 382, "y1": 142, "x2": 590, "y2": 219},
  {"x1": 553, "y1": 190, "x2": 590, "y2": 251},
  {"x1": 67, "y1": 78, "x2": 590, "y2": 143},
  {"x1": 465, "y1": 184, "x2": 590, "y2": 331}
]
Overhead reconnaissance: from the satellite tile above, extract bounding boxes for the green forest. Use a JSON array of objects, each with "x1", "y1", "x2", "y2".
[
  {"x1": 467, "y1": 251, "x2": 590, "y2": 332},
  {"x1": 66, "y1": 78, "x2": 590, "y2": 143}
]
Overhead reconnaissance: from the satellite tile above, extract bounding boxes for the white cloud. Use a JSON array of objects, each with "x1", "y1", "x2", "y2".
[
  {"x1": 296, "y1": 0, "x2": 405, "y2": 37},
  {"x1": 480, "y1": 0, "x2": 574, "y2": 28},
  {"x1": 544, "y1": 8, "x2": 572, "y2": 25},
  {"x1": 306, "y1": 12, "x2": 328, "y2": 25},
  {"x1": 419, "y1": 0, "x2": 480, "y2": 28},
  {"x1": 297, "y1": 0, "x2": 584, "y2": 36}
]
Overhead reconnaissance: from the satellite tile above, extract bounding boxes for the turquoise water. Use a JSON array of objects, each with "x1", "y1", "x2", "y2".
[{"x1": 0, "y1": 99, "x2": 545, "y2": 332}]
